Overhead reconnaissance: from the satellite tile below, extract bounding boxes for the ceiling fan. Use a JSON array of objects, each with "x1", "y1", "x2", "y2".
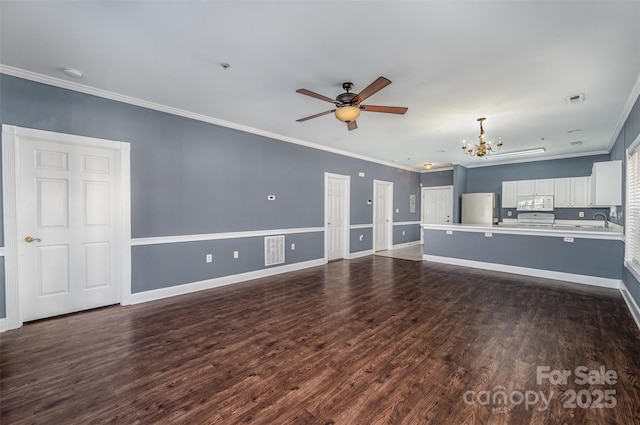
[{"x1": 296, "y1": 76, "x2": 408, "y2": 131}]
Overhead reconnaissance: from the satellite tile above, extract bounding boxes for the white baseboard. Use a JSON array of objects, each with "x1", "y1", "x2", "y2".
[
  {"x1": 127, "y1": 258, "x2": 326, "y2": 305},
  {"x1": 348, "y1": 249, "x2": 373, "y2": 259},
  {"x1": 0, "y1": 318, "x2": 7, "y2": 333},
  {"x1": 392, "y1": 241, "x2": 420, "y2": 250},
  {"x1": 620, "y1": 281, "x2": 640, "y2": 331},
  {"x1": 423, "y1": 255, "x2": 622, "y2": 289}
]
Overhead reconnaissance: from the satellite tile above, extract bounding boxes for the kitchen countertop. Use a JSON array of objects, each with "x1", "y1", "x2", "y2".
[{"x1": 422, "y1": 221, "x2": 623, "y2": 241}]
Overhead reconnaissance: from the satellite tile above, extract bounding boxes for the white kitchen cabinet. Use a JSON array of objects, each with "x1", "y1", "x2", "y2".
[
  {"x1": 516, "y1": 180, "x2": 536, "y2": 196},
  {"x1": 591, "y1": 160, "x2": 622, "y2": 206},
  {"x1": 535, "y1": 179, "x2": 555, "y2": 195},
  {"x1": 501, "y1": 181, "x2": 517, "y2": 208},
  {"x1": 570, "y1": 176, "x2": 590, "y2": 207},
  {"x1": 554, "y1": 176, "x2": 590, "y2": 208},
  {"x1": 554, "y1": 178, "x2": 571, "y2": 207},
  {"x1": 516, "y1": 179, "x2": 554, "y2": 197}
]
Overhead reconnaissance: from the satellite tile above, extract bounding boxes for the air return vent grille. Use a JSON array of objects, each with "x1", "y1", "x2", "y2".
[{"x1": 264, "y1": 235, "x2": 285, "y2": 266}]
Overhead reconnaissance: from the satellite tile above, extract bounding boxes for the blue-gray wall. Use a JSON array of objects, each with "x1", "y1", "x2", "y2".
[
  {"x1": 452, "y1": 165, "x2": 467, "y2": 223},
  {"x1": 0, "y1": 74, "x2": 422, "y2": 316},
  {"x1": 424, "y1": 228, "x2": 623, "y2": 280},
  {"x1": 466, "y1": 154, "x2": 610, "y2": 194},
  {"x1": 610, "y1": 93, "x2": 640, "y2": 307},
  {"x1": 421, "y1": 169, "x2": 453, "y2": 187}
]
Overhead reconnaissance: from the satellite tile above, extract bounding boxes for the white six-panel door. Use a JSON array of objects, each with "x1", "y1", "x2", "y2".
[
  {"x1": 422, "y1": 186, "x2": 453, "y2": 224},
  {"x1": 420, "y1": 186, "x2": 453, "y2": 244},
  {"x1": 326, "y1": 174, "x2": 349, "y2": 260},
  {"x1": 374, "y1": 180, "x2": 393, "y2": 252},
  {"x1": 19, "y1": 138, "x2": 120, "y2": 321}
]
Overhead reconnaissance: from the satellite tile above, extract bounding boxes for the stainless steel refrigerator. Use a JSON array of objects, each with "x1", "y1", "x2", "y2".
[{"x1": 461, "y1": 193, "x2": 499, "y2": 225}]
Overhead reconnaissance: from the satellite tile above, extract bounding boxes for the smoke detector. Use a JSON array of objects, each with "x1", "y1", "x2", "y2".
[{"x1": 566, "y1": 93, "x2": 584, "y2": 104}]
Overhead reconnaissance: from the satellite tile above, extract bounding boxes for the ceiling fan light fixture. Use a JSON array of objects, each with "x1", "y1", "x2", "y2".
[{"x1": 335, "y1": 106, "x2": 361, "y2": 123}]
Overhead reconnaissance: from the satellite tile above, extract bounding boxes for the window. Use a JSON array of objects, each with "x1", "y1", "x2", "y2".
[{"x1": 626, "y1": 136, "x2": 640, "y2": 276}]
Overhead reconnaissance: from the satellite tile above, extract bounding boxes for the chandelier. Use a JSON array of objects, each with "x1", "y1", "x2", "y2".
[{"x1": 462, "y1": 117, "x2": 503, "y2": 158}]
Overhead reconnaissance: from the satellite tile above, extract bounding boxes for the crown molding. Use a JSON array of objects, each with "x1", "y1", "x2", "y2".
[
  {"x1": 608, "y1": 71, "x2": 640, "y2": 151},
  {"x1": 461, "y1": 149, "x2": 610, "y2": 168},
  {"x1": 0, "y1": 65, "x2": 420, "y2": 172}
]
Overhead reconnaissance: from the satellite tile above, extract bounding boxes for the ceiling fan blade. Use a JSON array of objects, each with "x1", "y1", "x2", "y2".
[
  {"x1": 347, "y1": 120, "x2": 358, "y2": 131},
  {"x1": 296, "y1": 89, "x2": 338, "y2": 104},
  {"x1": 360, "y1": 105, "x2": 408, "y2": 115},
  {"x1": 352, "y1": 76, "x2": 391, "y2": 104},
  {"x1": 296, "y1": 109, "x2": 336, "y2": 122}
]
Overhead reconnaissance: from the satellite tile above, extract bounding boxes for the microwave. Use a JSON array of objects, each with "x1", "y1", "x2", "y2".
[{"x1": 516, "y1": 195, "x2": 554, "y2": 211}]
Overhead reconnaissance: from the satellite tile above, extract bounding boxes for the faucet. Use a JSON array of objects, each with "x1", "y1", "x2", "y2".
[{"x1": 593, "y1": 212, "x2": 609, "y2": 228}]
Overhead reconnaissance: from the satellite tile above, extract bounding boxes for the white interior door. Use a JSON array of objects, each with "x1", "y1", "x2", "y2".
[
  {"x1": 19, "y1": 138, "x2": 120, "y2": 321},
  {"x1": 420, "y1": 186, "x2": 453, "y2": 243},
  {"x1": 374, "y1": 180, "x2": 393, "y2": 252},
  {"x1": 326, "y1": 174, "x2": 349, "y2": 261}
]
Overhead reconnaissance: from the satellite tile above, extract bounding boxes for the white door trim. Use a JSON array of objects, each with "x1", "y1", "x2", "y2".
[
  {"x1": 373, "y1": 179, "x2": 393, "y2": 252},
  {"x1": 2, "y1": 125, "x2": 131, "y2": 331},
  {"x1": 324, "y1": 172, "x2": 350, "y2": 261}
]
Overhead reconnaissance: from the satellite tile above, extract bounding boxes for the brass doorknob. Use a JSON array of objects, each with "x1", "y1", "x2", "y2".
[{"x1": 24, "y1": 236, "x2": 41, "y2": 243}]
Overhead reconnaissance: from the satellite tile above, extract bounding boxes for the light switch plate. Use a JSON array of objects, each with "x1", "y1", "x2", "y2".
[{"x1": 233, "y1": 250, "x2": 239, "y2": 259}]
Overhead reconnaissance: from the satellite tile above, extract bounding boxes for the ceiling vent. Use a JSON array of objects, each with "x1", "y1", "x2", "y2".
[{"x1": 566, "y1": 93, "x2": 585, "y2": 104}]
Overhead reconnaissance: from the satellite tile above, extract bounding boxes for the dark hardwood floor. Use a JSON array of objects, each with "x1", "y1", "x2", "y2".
[{"x1": 1, "y1": 256, "x2": 639, "y2": 424}]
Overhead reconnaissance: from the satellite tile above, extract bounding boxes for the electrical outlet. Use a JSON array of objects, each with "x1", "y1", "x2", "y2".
[
  {"x1": 396, "y1": 208, "x2": 399, "y2": 213},
  {"x1": 446, "y1": 230, "x2": 453, "y2": 235},
  {"x1": 291, "y1": 243, "x2": 296, "y2": 250},
  {"x1": 564, "y1": 237, "x2": 574, "y2": 243},
  {"x1": 578, "y1": 211, "x2": 584, "y2": 218},
  {"x1": 507, "y1": 211, "x2": 512, "y2": 217},
  {"x1": 402, "y1": 230, "x2": 405, "y2": 236},
  {"x1": 233, "y1": 251, "x2": 239, "y2": 259},
  {"x1": 485, "y1": 232, "x2": 493, "y2": 237},
  {"x1": 359, "y1": 234, "x2": 363, "y2": 241},
  {"x1": 206, "y1": 254, "x2": 213, "y2": 263}
]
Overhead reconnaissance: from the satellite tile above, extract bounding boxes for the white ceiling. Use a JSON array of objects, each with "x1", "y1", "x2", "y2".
[{"x1": 1, "y1": 1, "x2": 639, "y2": 171}]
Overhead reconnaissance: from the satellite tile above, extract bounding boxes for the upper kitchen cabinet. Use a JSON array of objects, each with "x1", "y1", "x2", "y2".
[
  {"x1": 501, "y1": 181, "x2": 517, "y2": 208},
  {"x1": 591, "y1": 160, "x2": 622, "y2": 206},
  {"x1": 555, "y1": 176, "x2": 590, "y2": 208},
  {"x1": 571, "y1": 176, "x2": 590, "y2": 207},
  {"x1": 516, "y1": 178, "x2": 555, "y2": 196}
]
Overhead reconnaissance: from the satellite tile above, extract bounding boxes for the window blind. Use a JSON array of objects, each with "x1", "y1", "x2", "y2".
[{"x1": 627, "y1": 147, "x2": 640, "y2": 271}]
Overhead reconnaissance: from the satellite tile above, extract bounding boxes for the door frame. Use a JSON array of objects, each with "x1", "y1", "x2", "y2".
[
  {"x1": 324, "y1": 172, "x2": 350, "y2": 261},
  {"x1": 420, "y1": 185, "x2": 454, "y2": 243},
  {"x1": 373, "y1": 179, "x2": 393, "y2": 252},
  {"x1": 2, "y1": 125, "x2": 131, "y2": 331}
]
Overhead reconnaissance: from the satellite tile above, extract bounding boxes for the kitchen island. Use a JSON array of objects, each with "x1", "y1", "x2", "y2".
[{"x1": 422, "y1": 222, "x2": 624, "y2": 288}]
